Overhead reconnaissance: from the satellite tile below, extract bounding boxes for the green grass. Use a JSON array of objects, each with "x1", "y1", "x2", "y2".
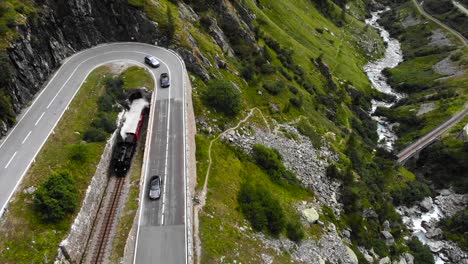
[
  {"x1": 0, "y1": 0, "x2": 36, "y2": 50},
  {"x1": 200, "y1": 140, "x2": 311, "y2": 263},
  {"x1": 0, "y1": 66, "x2": 113, "y2": 263},
  {"x1": 120, "y1": 65, "x2": 155, "y2": 90},
  {"x1": 379, "y1": 2, "x2": 468, "y2": 150},
  {"x1": 389, "y1": 54, "x2": 446, "y2": 85},
  {"x1": 244, "y1": 0, "x2": 381, "y2": 93}
]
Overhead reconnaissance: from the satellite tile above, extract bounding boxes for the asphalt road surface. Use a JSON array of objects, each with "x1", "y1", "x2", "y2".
[
  {"x1": 0, "y1": 43, "x2": 188, "y2": 264},
  {"x1": 413, "y1": 0, "x2": 468, "y2": 46}
]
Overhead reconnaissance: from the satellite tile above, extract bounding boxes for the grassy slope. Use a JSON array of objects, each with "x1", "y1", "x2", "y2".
[
  {"x1": 0, "y1": 66, "x2": 111, "y2": 263},
  {"x1": 0, "y1": 0, "x2": 36, "y2": 50},
  {"x1": 121, "y1": 66, "x2": 155, "y2": 90},
  {"x1": 199, "y1": 140, "x2": 311, "y2": 263},
  {"x1": 151, "y1": 0, "x2": 390, "y2": 261},
  {"x1": 0, "y1": 66, "x2": 153, "y2": 262},
  {"x1": 381, "y1": 1, "x2": 468, "y2": 149}
]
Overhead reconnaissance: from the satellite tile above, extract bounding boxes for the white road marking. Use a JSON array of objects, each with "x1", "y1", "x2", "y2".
[
  {"x1": 4, "y1": 152, "x2": 17, "y2": 169},
  {"x1": 21, "y1": 131, "x2": 32, "y2": 145},
  {"x1": 0, "y1": 52, "x2": 159, "y2": 218},
  {"x1": 35, "y1": 112, "x2": 45, "y2": 126},
  {"x1": 161, "y1": 67, "x2": 173, "y2": 226}
]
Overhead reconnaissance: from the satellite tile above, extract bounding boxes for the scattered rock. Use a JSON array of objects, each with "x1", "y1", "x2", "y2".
[
  {"x1": 427, "y1": 241, "x2": 444, "y2": 253},
  {"x1": 208, "y1": 18, "x2": 235, "y2": 57},
  {"x1": 178, "y1": 2, "x2": 199, "y2": 22},
  {"x1": 401, "y1": 15, "x2": 421, "y2": 28},
  {"x1": 383, "y1": 220, "x2": 391, "y2": 232},
  {"x1": 346, "y1": 246, "x2": 359, "y2": 264},
  {"x1": 434, "y1": 190, "x2": 468, "y2": 217},
  {"x1": 403, "y1": 252, "x2": 414, "y2": 264},
  {"x1": 364, "y1": 253, "x2": 374, "y2": 263},
  {"x1": 24, "y1": 186, "x2": 36, "y2": 194},
  {"x1": 342, "y1": 229, "x2": 351, "y2": 239},
  {"x1": 379, "y1": 256, "x2": 391, "y2": 264},
  {"x1": 380, "y1": 231, "x2": 395, "y2": 246},
  {"x1": 433, "y1": 56, "x2": 462, "y2": 76},
  {"x1": 261, "y1": 253, "x2": 273, "y2": 264},
  {"x1": 216, "y1": 57, "x2": 227, "y2": 69},
  {"x1": 425, "y1": 227, "x2": 443, "y2": 239},
  {"x1": 416, "y1": 103, "x2": 436, "y2": 116},
  {"x1": 428, "y1": 29, "x2": 452, "y2": 47},
  {"x1": 302, "y1": 208, "x2": 319, "y2": 224},
  {"x1": 420, "y1": 197, "x2": 433, "y2": 212}
]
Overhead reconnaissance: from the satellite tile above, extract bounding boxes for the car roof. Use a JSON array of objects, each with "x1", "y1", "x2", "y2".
[{"x1": 146, "y1": 55, "x2": 159, "y2": 61}]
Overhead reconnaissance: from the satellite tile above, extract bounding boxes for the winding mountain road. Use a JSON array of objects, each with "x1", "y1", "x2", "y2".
[
  {"x1": 0, "y1": 42, "x2": 189, "y2": 263},
  {"x1": 412, "y1": 0, "x2": 467, "y2": 46},
  {"x1": 452, "y1": 1, "x2": 468, "y2": 16}
]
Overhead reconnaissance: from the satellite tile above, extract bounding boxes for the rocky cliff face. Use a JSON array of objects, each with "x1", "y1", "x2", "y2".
[{"x1": 2, "y1": 0, "x2": 161, "y2": 137}]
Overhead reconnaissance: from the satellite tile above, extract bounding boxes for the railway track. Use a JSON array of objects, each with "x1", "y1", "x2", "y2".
[
  {"x1": 90, "y1": 176, "x2": 126, "y2": 264},
  {"x1": 397, "y1": 106, "x2": 468, "y2": 163}
]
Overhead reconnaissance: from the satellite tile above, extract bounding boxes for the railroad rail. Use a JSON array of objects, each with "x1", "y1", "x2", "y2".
[{"x1": 90, "y1": 176, "x2": 126, "y2": 263}]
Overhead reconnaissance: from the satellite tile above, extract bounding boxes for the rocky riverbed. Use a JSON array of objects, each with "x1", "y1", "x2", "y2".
[
  {"x1": 398, "y1": 190, "x2": 468, "y2": 264},
  {"x1": 364, "y1": 9, "x2": 404, "y2": 151}
]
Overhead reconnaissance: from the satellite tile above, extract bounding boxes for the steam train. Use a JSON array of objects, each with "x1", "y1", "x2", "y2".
[{"x1": 111, "y1": 96, "x2": 149, "y2": 177}]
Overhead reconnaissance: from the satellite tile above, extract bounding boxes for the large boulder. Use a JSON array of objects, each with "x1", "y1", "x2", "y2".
[
  {"x1": 380, "y1": 231, "x2": 395, "y2": 246},
  {"x1": 302, "y1": 208, "x2": 319, "y2": 224},
  {"x1": 346, "y1": 246, "x2": 359, "y2": 264},
  {"x1": 420, "y1": 197, "x2": 433, "y2": 212}
]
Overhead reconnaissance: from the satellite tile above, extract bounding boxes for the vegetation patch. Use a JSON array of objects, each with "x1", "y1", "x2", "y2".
[
  {"x1": 120, "y1": 65, "x2": 155, "y2": 90},
  {"x1": 201, "y1": 80, "x2": 242, "y2": 117},
  {"x1": 0, "y1": 64, "x2": 151, "y2": 262}
]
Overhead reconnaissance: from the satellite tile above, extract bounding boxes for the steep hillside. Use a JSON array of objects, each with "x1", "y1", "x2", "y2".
[
  {"x1": 1, "y1": 0, "x2": 461, "y2": 263},
  {"x1": 377, "y1": 0, "x2": 468, "y2": 150}
]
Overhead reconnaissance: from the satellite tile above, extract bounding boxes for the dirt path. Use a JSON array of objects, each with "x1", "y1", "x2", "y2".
[{"x1": 193, "y1": 107, "x2": 270, "y2": 264}]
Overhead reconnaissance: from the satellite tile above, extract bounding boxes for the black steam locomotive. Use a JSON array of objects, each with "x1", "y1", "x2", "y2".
[{"x1": 111, "y1": 97, "x2": 148, "y2": 177}]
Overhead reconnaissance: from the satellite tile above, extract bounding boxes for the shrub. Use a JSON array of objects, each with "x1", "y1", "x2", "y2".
[
  {"x1": 83, "y1": 127, "x2": 107, "y2": 142},
  {"x1": 238, "y1": 183, "x2": 286, "y2": 237},
  {"x1": 91, "y1": 114, "x2": 117, "y2": 133},
  {"x1": 289, "y1": 97, "x2": 302, "y2": 108},
  {"x1": 450, "y1": 50, "x2": 463, "y2": 61},
  {"x1": 288, "y1": 85, "x2": 298, "y2": 94},
  {"x1": 252, "y1": 144, "x2": 300, "y2": 185},
  {"x1": 260, "y1": 64, "x2": 276, "y2": 74},
  {"x1": 241, "y1": 64, "x2": 255, "y2": 81},
  {"x1": 391, "y1": 180, "x2": 432, "y2": 206},
  {"x1": 407, "y1": 237, "x2": 435, "y2": 264},
  {"x1": 286, "y1": 221, "x2": 305, "y2": 242},
  {"x1": 69, "y1": 143, "x2": 89, "y2": 164},
  {"x1": 164, "y1": 6, "x2": 175, "y2": 41},
  {"x1": 97, "y1": 94, "x2": 114, "y2": 112},
  {"x1": 105, "y1": 77, "x2": 125, "y2": 101},
  {"x1": 34, "y1": 171, "x2": 78, "y2": 222},
  {"x1": 0, "y1": 89, "x2": 15, "y2": 124},
  {"x1": 202, "y1": 80, "x2": 242, "y2": 116},
  {"x1": 263, "y1": 81, "x2": 285, "y2": 95}
]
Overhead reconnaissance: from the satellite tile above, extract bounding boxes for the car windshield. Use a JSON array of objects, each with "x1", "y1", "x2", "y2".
[{"x1": 151, "y1": 178, "x2": 160, "y2": 190}]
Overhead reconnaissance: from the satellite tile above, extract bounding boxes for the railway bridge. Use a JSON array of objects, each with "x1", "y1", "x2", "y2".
[{"x1": 396, "y1": 106, "x2": 468, "y2": 164}]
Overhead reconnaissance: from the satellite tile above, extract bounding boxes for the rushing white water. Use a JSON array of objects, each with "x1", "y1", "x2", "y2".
[
  {"x1": 364, "y1": 9, "x2": 404, "y2": 150},
  {"x1": 364, "y1": 9, "x2": 447, "y2": 263},
  {"x1": 399, "y1": 203, "x2": 447, "y2": 264}
]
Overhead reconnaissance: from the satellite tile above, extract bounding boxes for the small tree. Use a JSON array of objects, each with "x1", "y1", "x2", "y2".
[
  {"x1": 83, "y1": 127, "x2": 107, "y2": 142},
  {"x1": 286, "y1": 221, "x2": 305, "y2": 242},
  {"x1": 69, "y1": 143, "x2": 89, "y2": 164},
  {"x1": 34, "y1": 171, "x2": 78, "y2": 222},
  {"x1": 202, "y1": 80, "x2": 242, "y2": 116}
]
